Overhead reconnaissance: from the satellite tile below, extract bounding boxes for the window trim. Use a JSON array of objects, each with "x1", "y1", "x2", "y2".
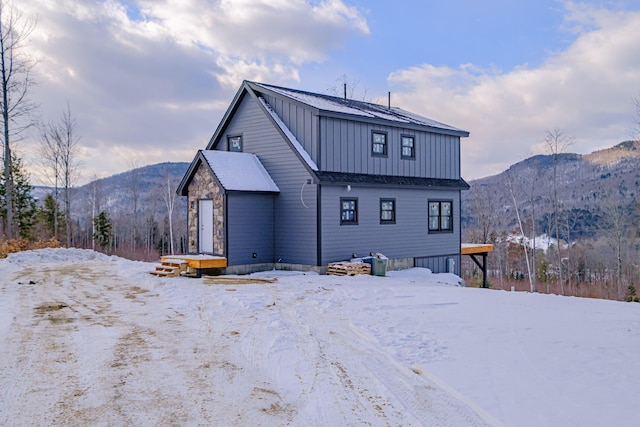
[
  {"x1": 340, "y1": 197, "x2": 358, "y2": 225},
  {"x1": 371, "y1": 131, "x2": 388, "y2": 157},
  {"x1": 228, "y1": 135, "x2": 243, "y2": 152},
  {"x1": 380, "y1": 198, "x2": 396, "y2": 224},
  {"x1": 428, "y1": 200, "x2": 453, "y2": 233},
  {"x1": 401, "y1": 134, "x2": 416, "y2": 159}
]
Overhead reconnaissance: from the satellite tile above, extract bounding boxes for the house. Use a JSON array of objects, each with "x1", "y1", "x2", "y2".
[{"x1": 177, "y1": 80, "x2": 470, "y2": 275}]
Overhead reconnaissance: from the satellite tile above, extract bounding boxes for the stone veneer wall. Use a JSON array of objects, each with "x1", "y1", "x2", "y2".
[{"x1": 187, "y1": 163, "x2": 225, "y2": 255}]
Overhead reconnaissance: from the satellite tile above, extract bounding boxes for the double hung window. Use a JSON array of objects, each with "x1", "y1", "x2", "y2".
[
  {"x1": 401, "y1": 135, "x2": 415, "y2": 159},
  {"x1": 340, "y1": 198, "x2": 358, "y2": 225},
  {"x1": 380, "y1": 199, "x2": 395, "y2": 224},
  {"x1": 428, "y1": 201, "x2": 453, "y2": 232},
  {"x1": 372, "y1": 131, "x2": 387, "y2": 156}
]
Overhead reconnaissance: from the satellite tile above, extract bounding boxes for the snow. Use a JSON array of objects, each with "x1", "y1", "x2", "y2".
[
  {"x1": 201, "y1": 150, "x2": 280, "y2": 192},
  {"x1": 507, "y1": 233, "x2": 566, "y2": 252},
  {"x1": 255, "y1": 82, "x2": 467, "y2": 134},
  {"x1": 258, "y1": 97, "x2": 319, "y2": 171},
  {"x1": 1, "y1": 248, "x2": 639, "y2": 426},
  {"x1": 258, "y1": 84, "x2": 376, "y2": 118}
]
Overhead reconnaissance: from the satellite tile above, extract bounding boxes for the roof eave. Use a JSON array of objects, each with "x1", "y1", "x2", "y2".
[
  {"x1": 205, "y1": 81, "x2": 252, "y2": 150},
  {"x1": 176, "y1": 150, "x2": 204, "y2": 196},
  {"x1": 317, "y1": 110, "x2": 469, "y2": 137}
]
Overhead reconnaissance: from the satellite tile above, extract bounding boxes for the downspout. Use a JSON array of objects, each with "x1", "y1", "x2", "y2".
[
  {"x1": 316, "y1": 116, "x2": 323, "y2": 266},
  {"x1": 224, "y1": 194, "x2": 228, "y2": 260},
  {"x1": 317, "y1": 184, "x2": 322, "y2": 266}
]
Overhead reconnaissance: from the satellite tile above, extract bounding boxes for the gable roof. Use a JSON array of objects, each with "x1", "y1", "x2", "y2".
[
  {"x1": 177, "y1": 150, "x2": 279, "y2": 196},
  {"x1": 251, "y1": 82, "x2": 470, "y2": 137},
  {"x1": 199, "y1": 80, "x2": 470, "y2": 186}
]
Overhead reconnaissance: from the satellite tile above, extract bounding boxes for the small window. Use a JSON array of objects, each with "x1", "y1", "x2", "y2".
[
  {"x1": 228, "y1": 135, "x2": 242, "y2": 152},
  {"x1": 340, "y1": 198, "x2": 358, "y2": 225},
  {"x1": 380, "y1": 199, "x2": 396, "y2": 224},
  {"x1": 401, "y1": 135, "x2": 415, "y2": 159},
  {"x1": 372, "y1": 131, "x2": 387, "y2": 156},
  {"x1": 428, "y1": 200, "x2": 453, "y2": 233}
]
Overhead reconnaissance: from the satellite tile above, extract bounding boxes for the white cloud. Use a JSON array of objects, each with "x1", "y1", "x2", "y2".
[
  {"x1": 387, "y1": 4, "x2": 640, "y2": 180},
  {"x1": 134, "y1": 0, "x2": 369, "y2": 86},
  {"x1": 13, "y1": 0, "x2": 368, "y2": 183}
]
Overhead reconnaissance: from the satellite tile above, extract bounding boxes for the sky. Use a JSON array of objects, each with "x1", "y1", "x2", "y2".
[{"x1": 10, "y1": 0, "x2": 640, "y2": 184}]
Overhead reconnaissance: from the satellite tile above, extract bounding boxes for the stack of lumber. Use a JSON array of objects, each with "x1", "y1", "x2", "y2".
[{"x1": 327, "y1": 261, "x2": 371, "y2": 276}]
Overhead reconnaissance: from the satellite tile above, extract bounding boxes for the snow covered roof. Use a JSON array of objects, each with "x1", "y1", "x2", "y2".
[
  {"x1": 258, "y1": 97, "x2": 318, "y2": 171},
  {"x1": 252, "y1": 82, "x2": 469, "y2": 136},
  {"x1": 200, "y1": 150, "x2": 279, "y2": 193}
]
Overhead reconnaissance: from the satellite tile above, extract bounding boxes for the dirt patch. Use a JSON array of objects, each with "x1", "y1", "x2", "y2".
[
  {"x1": 34, "y1": 302, "x2": 68, "y2": 314},
  {"x1": 203, "y1": 277, "x2": 277, "y2": 286}
]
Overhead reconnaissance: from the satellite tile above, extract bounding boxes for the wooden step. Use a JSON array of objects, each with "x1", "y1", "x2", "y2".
[
  {"x1": 149, "y1": 260, "x2": 188, "y2": 277},
  {"x1": 149, "y1": 270, "x2": 174, "y2": 277}
]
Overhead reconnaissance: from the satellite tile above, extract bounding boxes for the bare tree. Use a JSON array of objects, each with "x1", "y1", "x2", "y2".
[
  {"x1": 634, "y1": 94, "x2": 640, "y2": 141},
  {"x1": 39, "y1": 103, "x2": 80, "y2": 246},
  {"x1": 126, "y1": 158, "x2": 143, "y2": 254},
  {"x1": 507, "y1": 171, "x2": 534, "y2": 292},
  {"x1": 162, "y1": 172, "x2": 178, "y2": 255},
  {"x1": 59, "y1": 103, "x2": 80, "y2": 247},
  {"x1": 39, "y1": 122, "x2": 62, "y2": 239},
  {"x1": 327, "y1": 74, "x2": 369, "y2": 101},
  {"x1": 544, "y1": 128, "x2": 576, "y2": 296},
  {"x1": 0, "y1": 1, "x2": 37, "y2": 238}
]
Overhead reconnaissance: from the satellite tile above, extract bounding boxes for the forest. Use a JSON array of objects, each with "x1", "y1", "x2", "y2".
[{"x1": 461, "y1": 135, "x2": 640, "y2": 302}]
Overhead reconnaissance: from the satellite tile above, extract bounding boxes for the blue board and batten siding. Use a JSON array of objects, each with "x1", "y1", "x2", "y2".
[
  {"x1": 260, "y1": 94, "x2": 461, "y2": 180},
  {"x1": 320, "y1": 186, "x2": 461, "y2": 274},
  {"x1": 262, "y1": 93, "x2": 319, "y2": 164},
  {"x1": 319, "y1": 117, "x2": 460, "y2": 179},
  {"x1": 226, "y1": 193, "x2": 275, "y2": 265},
  {"x1": 196, "y1": 82, "x2": 467, "y2": 274},
  {"x1": 215, "y1": 94, "x2": 318, "y2": 265}
]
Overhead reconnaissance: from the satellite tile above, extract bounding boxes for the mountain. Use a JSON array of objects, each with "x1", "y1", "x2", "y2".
[
  {"x1": 462, "y1": 140, "x2": 640, "y2": 240},
  {"x1": 31, "y1": 162, "x2": 190, "y2": 257}
]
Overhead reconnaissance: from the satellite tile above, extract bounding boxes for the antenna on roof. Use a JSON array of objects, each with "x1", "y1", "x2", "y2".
[
  {"x1": 388, "y1": 91, "x2": 391, "y2": 109},
  {"x1": 344, "y1": 83, "x2": 347, "y2": 100}
]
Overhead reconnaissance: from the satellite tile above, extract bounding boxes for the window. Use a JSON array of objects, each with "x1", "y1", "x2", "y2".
[
  {"x1": 401, "y1": 135, "x2": 415, "y2": 159},
  {"x1": 372, "y1": 131, "x2": 387, "y2": 156},
  {"x1": 380, "y1": 199, "x2": 395, "y2": 224},
  {"x1": 340, "y1": 198, "x2": 358, "y2": 225},
  {"x1": 228, "y1": 135, "x2": 242, "y2": 152},
  {"x1": 428, "y1": 200, "x2": 453, "y2": 232}
]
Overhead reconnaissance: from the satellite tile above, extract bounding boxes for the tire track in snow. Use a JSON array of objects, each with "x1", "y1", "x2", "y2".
[{"x1": 300, "y1": 285, "x2": 503, "y2": 427}]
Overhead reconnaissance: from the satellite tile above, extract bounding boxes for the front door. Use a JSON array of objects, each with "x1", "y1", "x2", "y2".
[{"x1": 198, "y1": 199, "x2": 214, "y2": 253}]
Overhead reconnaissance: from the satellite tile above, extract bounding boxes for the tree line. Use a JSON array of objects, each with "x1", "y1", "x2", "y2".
[
  {"x1": 463, "y1": 127, "x2": 640, "y2": 302},
  {"x1": 0, "y1": 1, "x2": 185, "y2": 259}
]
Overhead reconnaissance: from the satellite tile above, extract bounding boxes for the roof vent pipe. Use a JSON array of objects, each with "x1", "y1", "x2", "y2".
[
  {"x1": 344, "y1": 83, "x2": 347, "y2": 100},
  {"x1": 388, "y1": 91, "x2": 391, "y2": 109}
]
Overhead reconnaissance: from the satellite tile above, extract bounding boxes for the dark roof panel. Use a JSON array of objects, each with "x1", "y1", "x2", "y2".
[
  {"x1": 252, "y1": 82, "x2": 469, "y2": 136},
  {"x1": 315, "y1": 171, "x2": 470, "y2": 190}
]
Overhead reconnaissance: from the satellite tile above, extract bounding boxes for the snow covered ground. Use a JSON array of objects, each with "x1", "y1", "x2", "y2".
[{"x1": 1, "y1": 249, "x2": 638, "y2": 426}]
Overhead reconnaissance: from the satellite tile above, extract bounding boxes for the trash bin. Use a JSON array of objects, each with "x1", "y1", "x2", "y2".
[{"x1": 372, "y1": 253, "x2": 388, "y2": 276}]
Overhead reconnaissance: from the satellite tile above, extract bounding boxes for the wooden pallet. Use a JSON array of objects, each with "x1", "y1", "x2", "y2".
[
  {"x1": 326, "y1": 262, "x2": 371, "y2": 276},
  {"x1": 149, "y1": 259, "x2": 188, "y2": 277}
]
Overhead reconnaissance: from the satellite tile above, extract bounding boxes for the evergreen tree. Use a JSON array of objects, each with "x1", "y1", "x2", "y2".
[
  {"x1": 93, "y1": 211, "x2": 112, "y2": 250},
  {"x1": 35, "y1": 193, "x2": 64, "y2": 240},
  {"x1": 1, "y1": 154, "x2": 36, "y2": 239}
]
